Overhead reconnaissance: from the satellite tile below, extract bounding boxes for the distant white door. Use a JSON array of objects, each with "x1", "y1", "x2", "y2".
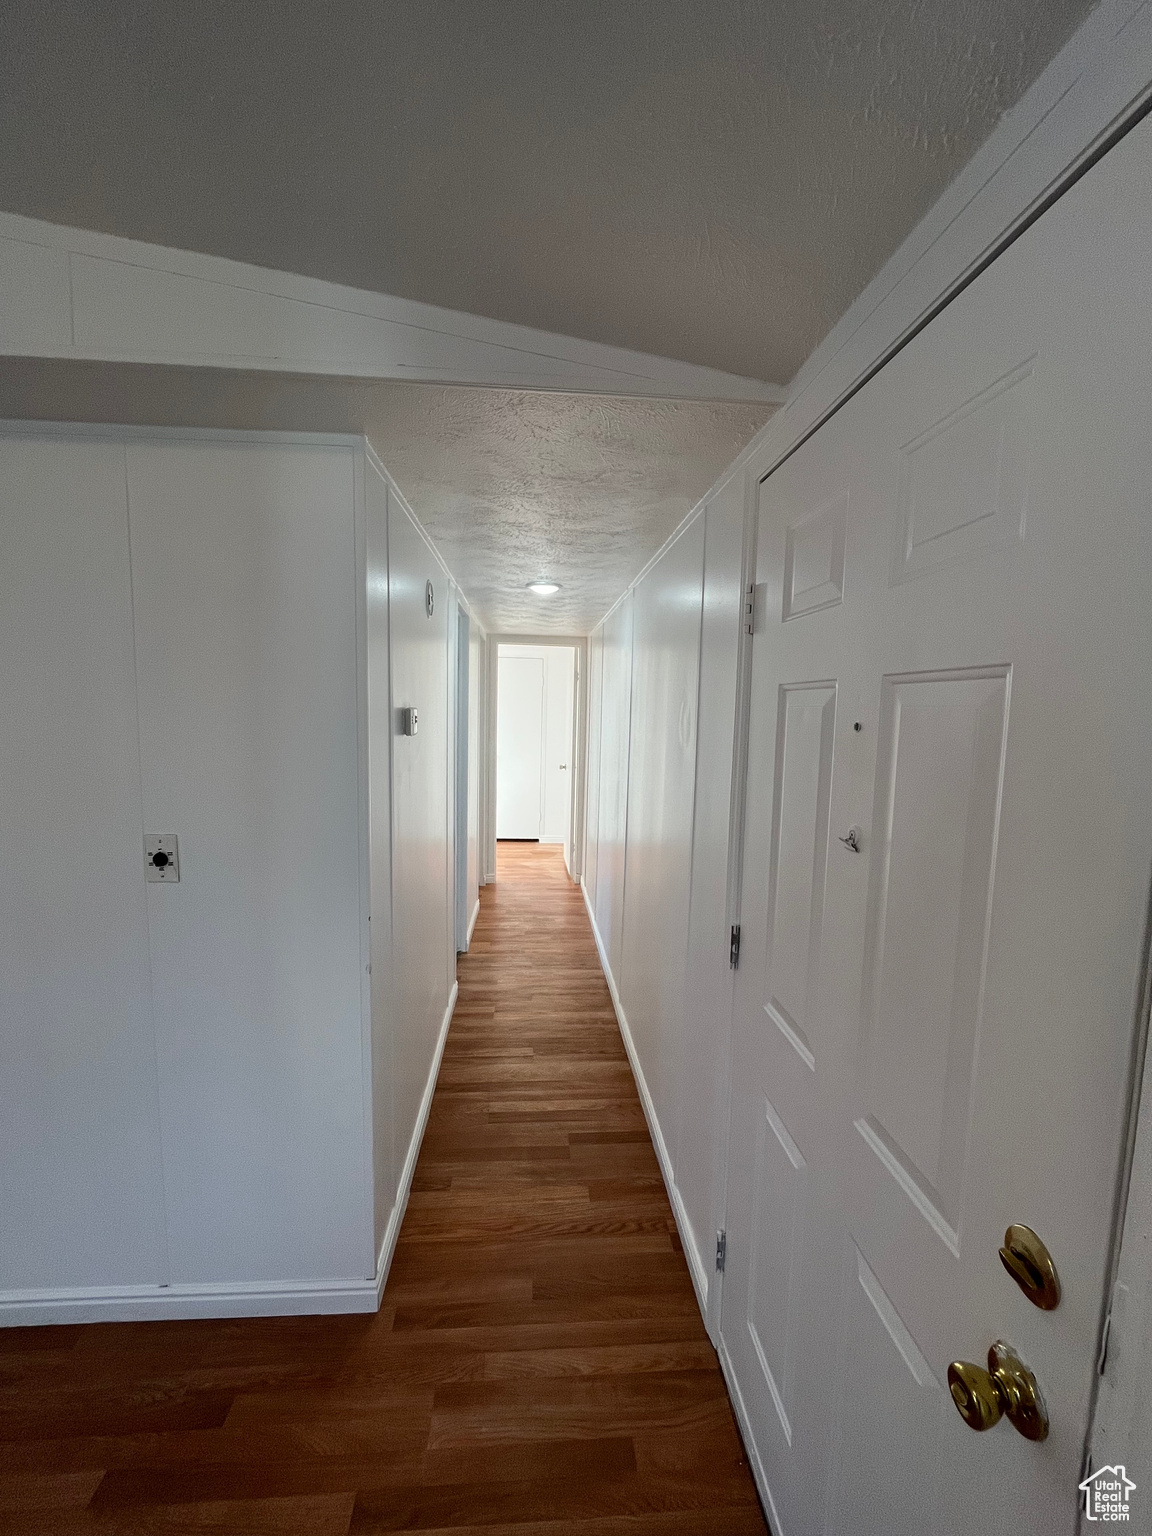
[
  {"x1": 720, "y1": 118, "x2": 1152, "y2": 1536},
  {"x1": 497, "y1": 655, "x2": 545, "y2": 839}
]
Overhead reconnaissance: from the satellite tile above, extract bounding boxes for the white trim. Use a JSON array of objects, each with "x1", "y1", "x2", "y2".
[
  {"x1": 0, "y1": 417, "x2": 363, "y2": 450},
  {"x1": 0, "y1": 209, "x2": 780, "y2": 403},
  {"x1": 0, "y1": 1275, "x2": 382, "y2": 1328},
  {"x1": 467, "y1": 896, "x2": 481, "y2": 946},
  {"x1": 1088, "y1": 901, "x2": 1152, "y2": 1486},
  {"x1": 580, "y1": 878, "x2": 712, "y2": 1324}
]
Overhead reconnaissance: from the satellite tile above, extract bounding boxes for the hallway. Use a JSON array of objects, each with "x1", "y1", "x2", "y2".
[{"x1": 0, "y1": 844, "x2": 766, "y2": 1535}]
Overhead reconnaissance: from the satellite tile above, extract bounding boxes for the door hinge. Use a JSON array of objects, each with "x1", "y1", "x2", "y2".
[
  {"x1": 743, "y1": 582, "x2": 755, "y2": 636},
  {"x1": 729, "y1": 924, "x2": 741, "y2": 969},
  {"x1": 716, "y1": 1229, "x2": 727, "y2": 1273}
]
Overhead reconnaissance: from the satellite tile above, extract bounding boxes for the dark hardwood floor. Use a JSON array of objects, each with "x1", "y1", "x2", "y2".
[{"x1": 0, "y1": 842, "x2": 768, "y2": 1534}]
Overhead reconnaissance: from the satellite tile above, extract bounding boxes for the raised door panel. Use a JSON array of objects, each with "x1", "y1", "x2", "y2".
[
  {"x1": 854, "y1": 666, "x2": 1010, "y2": 1255},
  {"x1": 764, "y1": 683, "x2": 837, "y2": 1074},
  {"x1": 783, "y1": 492, "x2": 847, "y2": 620},
  {"x1": 127, "y1": 440, "x2": 368, "y2": 1285},
  {"x1": 0, "y1": 435, "x2": 165, "y2": 1291},
  {"x1": 891, "y1": 361, "x2": 1031, "y2": 586},
  {"x1": 746, "y1": 1099, "x2": 809, "y2": 1445},
  {"x1": 828, "y1": 1244, "x2": 946, "y2": 1536}
]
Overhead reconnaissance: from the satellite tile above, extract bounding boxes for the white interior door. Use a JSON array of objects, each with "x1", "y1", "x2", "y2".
[
  {"x1": 496, "y1": 654, "x2": 545, "y2": 839},
  {"x1": 720, "y1": 116, "x2": 1152, "y2": 1536}
]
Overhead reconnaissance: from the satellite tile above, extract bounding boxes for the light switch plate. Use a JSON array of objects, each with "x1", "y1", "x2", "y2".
[{"x1": 145, "y1": 833, "x2": 180, "y2": 882}]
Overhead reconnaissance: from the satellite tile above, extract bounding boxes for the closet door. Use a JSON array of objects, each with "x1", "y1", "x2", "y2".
[
  {"x1": 126, "y1": 440, "x2": 369, "y2": 1286},
  {"x1": 0, "y1": 435, "x2": 164, "y2": 1291},
  {"x1": 719, "y1": 115, "x2": 1152, "y2": 1535}
]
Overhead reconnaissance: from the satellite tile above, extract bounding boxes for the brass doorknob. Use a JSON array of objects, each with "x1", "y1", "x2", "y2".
[{"x1": 947, "y1": 1341, "x2": 1049, "y2": 1441}]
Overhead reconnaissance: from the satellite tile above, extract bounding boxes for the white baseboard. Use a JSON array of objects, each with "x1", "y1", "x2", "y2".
[
  {"x1": 372, "y1": 978, "x2": 458, "y2": 1305},
  {"x1": 466, "y1": 897, "x2": 480, "y2": 946},
  {"x1": 579, "y1": 881, "x2": 712, "y2": 1325},
  {"x1": 717, "y1": 1328, "x2": 784, "y2": 1536},
  {"x1": 0, "y1": 981, "x2": 460, "y2": 1329},
  {"x1": 0, "y1": 1274, "x2": 382, "y2": 1328}
]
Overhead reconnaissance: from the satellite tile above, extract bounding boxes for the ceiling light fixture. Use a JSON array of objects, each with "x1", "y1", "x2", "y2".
[{"x1": 528, "y1": 580, "x2": 561, "y2": 595}]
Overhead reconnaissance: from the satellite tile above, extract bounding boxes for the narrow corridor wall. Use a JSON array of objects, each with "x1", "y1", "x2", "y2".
[
  {"x1": 582, "y1": 472, "x2": 749, "y2": 1315},
  {"x1": 1, "y1": 425, "x2": 481, "y2": 1323}
]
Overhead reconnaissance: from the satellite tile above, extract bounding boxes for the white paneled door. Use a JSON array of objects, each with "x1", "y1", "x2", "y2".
[
  {"x1": 720, "y1": 118, "x2": 1152, "y2": 1534},
  {"x1": 496, "y1": 655, "x2": 545, "y2": 840}
]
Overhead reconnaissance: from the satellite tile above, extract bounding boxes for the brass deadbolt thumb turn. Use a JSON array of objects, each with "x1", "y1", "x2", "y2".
[
  {"x1": 999, "y1": 1224, "x2": 1061, "y2": 1310},
  {"x1": 947, "y1": 1342, "x2": 1049, "y2": 1441}
]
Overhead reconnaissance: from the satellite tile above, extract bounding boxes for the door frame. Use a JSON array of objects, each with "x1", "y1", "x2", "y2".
[
  {"x1": 485, "y1": 634, "x2": 588, "y2": 884},
  {"x1": 453, "y1": 600, "x2": 470, "y2": 952},
  {"x1": 1086, "y1": 897, "x2": 1152, "y2": 1488}
]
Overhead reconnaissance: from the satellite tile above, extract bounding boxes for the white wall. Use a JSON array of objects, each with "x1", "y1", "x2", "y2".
[
  {"x1": 500, "y1": 645, "x2": 574, "y2": 846},
  {"x1": 583, "y1": 629, "x2": 604, "y2": 900},
  {"x1": 618, "y1": 521, "x2": 705, "y2": 1207},
  {"x1": 582, "y1": 476, "x2": 749, "y2": 1312},
  {"x1": 1, "y1": 425, "x2": 470, "y2": 1323},
  {"x1": 365, "y1": 458, "x2": 397, "y2": 1261},
  {"x1": 128, "y1": 440, "x2": 369, "y2": 1287},
  {"x1": 384, "y1": 476, "x2": 458, "y2": 1240},
  {"x1": 467, "y1": 624, "x2": 484, "y2": 927},
  {"x1": 591, "y1": 598, "x2": 634, "y2": 981},
  {"x1": 0, "y1": 436, "x2": 167, "y2": 1292},
  {"x1": 679, "y1": 474, "x2": 749, "y2": 1326}
]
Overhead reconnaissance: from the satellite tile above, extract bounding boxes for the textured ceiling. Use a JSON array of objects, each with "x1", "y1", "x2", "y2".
[
  {"x1": 0, "y1": 0, "x2": 1097, "y2": 385},
  {"x1": 0, "y1": 360, "x2": 773, "y2": 632}
]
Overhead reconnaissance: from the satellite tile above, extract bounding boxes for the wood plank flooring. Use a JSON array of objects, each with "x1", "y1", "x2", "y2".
[{"x1": 0, "y1": 842, "x2": 767, "y2": 1535}]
